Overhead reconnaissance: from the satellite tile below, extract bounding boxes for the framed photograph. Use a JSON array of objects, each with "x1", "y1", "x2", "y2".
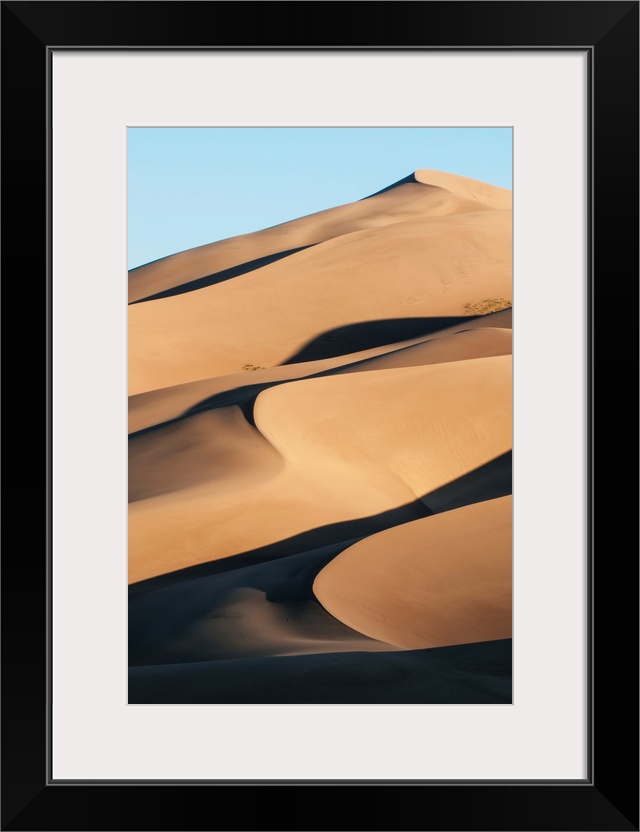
[{"x1": 2, "y1": 2, "x2": 638, "y2": 830}]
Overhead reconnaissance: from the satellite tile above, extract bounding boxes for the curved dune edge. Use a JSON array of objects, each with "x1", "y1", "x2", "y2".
[
  {"x1": 128, "y1": 406, "x2": 284, "y2": 503},
  {"x1": 255, "y1": 355, "x2": 512, "y2": 504},
  {"x1": 128, "y1": 356, "x2": 510, "y2": 583},
  {"x1": 313, "y1": 496, "x2": 512, "y2": 650},
  {"x1": 129, "y1": 540, "x2": 397, "y2": 666}
]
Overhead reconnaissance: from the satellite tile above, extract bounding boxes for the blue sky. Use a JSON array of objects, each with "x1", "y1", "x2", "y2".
[{"x1": 128, "y1": 127, "x2": 512, "y2": 270}]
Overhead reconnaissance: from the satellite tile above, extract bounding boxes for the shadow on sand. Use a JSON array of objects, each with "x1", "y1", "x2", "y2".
[
  {"x1": 129, "y1": 315, "x2": 479, "y2": 440},
  {"x1": 129, "y1": 450, "x2": 511, "y2": 597},
  {"x1": 128, "y1": 452, "x2": 510, "y2": 666},
  {"x1": 282, "y1": 316, "x2": 471, "y2": 364},
  {"x1": 128, "y1": 638, "x2": 513, "y2": 704},
  {"x1": 130, "y1": 244, "x2": 313, "y2": 304}
]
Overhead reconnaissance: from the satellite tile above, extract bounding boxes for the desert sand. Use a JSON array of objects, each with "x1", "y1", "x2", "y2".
[{"x1": 128, "y1": 170, "x2": 512, "y2": 704}]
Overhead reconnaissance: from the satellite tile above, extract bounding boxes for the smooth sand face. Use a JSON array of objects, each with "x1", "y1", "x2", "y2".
[
  {"x1": 128, "y1": 169, "x2": 513, "y2": 703},
  {"x1": 313, "y1": 496, "x2": 512, "y2": 650}
]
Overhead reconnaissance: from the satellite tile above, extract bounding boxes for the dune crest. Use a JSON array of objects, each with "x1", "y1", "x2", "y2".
[
  {"x1": 129, "y1": 168, "x2": 508, "y2": 304},
  {"x1": 414, "y1": 169, "x2": 512, "y2": 209}
]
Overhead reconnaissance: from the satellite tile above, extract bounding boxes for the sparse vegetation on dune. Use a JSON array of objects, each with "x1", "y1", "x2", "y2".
[
  {"x1": 242, "y1": 363, "x2": 266, "y2": 372},
  {"x1": 464, "y1": 298, "x2": 512, "y2": 316}
]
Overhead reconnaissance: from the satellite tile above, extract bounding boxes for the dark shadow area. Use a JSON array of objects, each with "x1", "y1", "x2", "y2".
[
  {"x1": 282, "y1": 317, "x2": 471, "y2": 364},
  {"x1": 128, "y1": 639, "x2": 512, "y2": 704},
  {"x1": 129, "y1": 496, "x2": 431, "y2": 596},
  {"x1": 362, "y1": 171, "x2": 418, "y2": 198},
  {"x1": 129, "y1": 244, "x2": 313, "y2": 304},
  {"x1": 129, "y1": 537, "x2": 370, "y2": 665},
  {"x1": 186, "y1": 382, "x2": 262, "y2": 427},
  {"x1": 422, "y1": 451, "x2": 512, "y2": 513},
  {"x1": 129, "y1": 381, "x2": 269, "y2": 439}
]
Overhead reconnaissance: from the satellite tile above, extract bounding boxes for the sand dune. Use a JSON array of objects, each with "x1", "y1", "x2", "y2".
[
  {"x1": 313, "y1": 497, "x2": 512, "y2": 649},
  {"x1": 129, "y1": 176, "x2": 511, "y2": 394},
  {"x1": 128, "y1": 169, "x2": 512, "y2": 704},
  {"x1": 129, "y1": 356, "x2": 510, "y2": 582},
  {"x1": 129, "y1": 170, "x2": 510, "y2": 303},
  {"x1": 129, "y1": 307, "x2": 512, "y2": 434}
]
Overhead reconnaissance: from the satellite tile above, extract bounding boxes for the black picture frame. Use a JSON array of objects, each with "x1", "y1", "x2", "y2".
[{"x1": 2, "y1": 2, "x2": 638, "y2": 830}]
